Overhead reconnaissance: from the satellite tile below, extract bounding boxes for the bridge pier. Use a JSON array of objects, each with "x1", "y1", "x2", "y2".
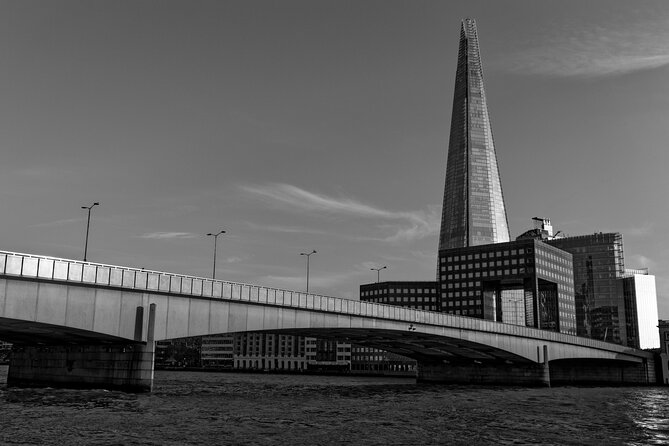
[
  {"x1": 7, "y1": 342, "x2": 156, "y2": 392},
  {"x1": 416, "y1": 359, "x2": 550, "y2": 387},
  {"x1": 6, "y1": 303, "x2": 157, "y2": 393},
  {"x1": 549, "y1": 358, "x2": 656, "y2": 386}
]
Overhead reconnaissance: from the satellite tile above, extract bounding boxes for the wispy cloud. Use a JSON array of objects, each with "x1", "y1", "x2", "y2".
[
  {"x1": 244, "y1": 221, "x2": 327, "y2": 235},
  {"x1": 138, "y1": 232, "x2": 198, "y2": 239},
  {"x1": 240, "y1": 183, "x2": 439, "y2": 243},
  {"x1": 29, "y1": 218, "x2": 81, "y2": 228},
  {"x1": 500, "y1": 17, "x2": 669, "y2": 78}
]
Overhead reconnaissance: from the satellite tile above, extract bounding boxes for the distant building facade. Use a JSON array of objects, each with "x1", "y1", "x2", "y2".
[
  {"x1": 355, "y1": 281, "x2": 438, "y2": 375},
  {"x1": 201, "y1": 335, "x2": 234, "y2": 368},
  {"x1": 359, "y1": 281, "x2": 438, "y2": 311},
  {"x1": 197, "y1": 333, "x2": 351, "y2": 373}
]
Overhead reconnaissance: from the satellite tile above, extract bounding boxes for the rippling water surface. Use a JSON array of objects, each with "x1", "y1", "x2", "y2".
[{"x1": 1, "y1": 365, "x2": 669, "y2": 445}]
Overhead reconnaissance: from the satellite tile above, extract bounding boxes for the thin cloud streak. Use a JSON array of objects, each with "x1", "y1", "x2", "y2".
[
  {"x1": 240, "y1": 183, "x2": 439, "y2": 243},
  {"x1": 244, "y1": 221, "x2": 327, "y2": 235},
  {"x1": 29, "y1": 218, "x2": 81, "y2": 228},
  {"x1": 138, "y1": 232, "x2": 198, "y2": 239}
]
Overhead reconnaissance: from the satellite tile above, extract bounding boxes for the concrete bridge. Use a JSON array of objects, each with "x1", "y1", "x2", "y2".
[{"x1": 0, "y1": 250, "x2": 658, "y2": 391}]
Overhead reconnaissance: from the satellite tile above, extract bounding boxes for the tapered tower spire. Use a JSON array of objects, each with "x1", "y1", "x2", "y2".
[{"x1": 439, "y1": 18, "x2": 510, "y2": 250}]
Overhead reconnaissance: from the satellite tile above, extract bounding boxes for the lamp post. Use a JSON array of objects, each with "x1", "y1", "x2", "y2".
[
  {"x1": 81, "y1": 202, "x2": 99, "y2": 262},
  {"x1": 206, "y1": 230, "x2": 226, "y2": 279},
  {"x1": 370, "y1": 265, "x2": 387, "y2": 283},
  {"x1": 300, "y1": 250, "x2": 317, "y2": 294}
]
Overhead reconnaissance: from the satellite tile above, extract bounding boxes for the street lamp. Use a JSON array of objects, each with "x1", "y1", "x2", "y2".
[
  {"x1": 81, "y1": 202, "x2": 99, "y2": 262},
  {"x1": 370, "y1": 265, "x2": 387, "y2": 283},
  {"x1": 300, "y1": 250, "x2": 317, "y2": 294},
  {"x1": 206, "y1": 230, "x2": 226, "y2": 279}
]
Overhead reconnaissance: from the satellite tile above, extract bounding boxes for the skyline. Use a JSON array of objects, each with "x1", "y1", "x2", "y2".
[{"x1": 1, "y1": 1, "x2": 668, "y2": 317}]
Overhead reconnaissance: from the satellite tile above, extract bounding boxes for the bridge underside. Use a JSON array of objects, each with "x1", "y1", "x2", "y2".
[
  {"x1": 0, "y1": 321, "x2": 657, "y2": 391},
  {"x1": 264, "y1": 328, "x2": 532, "y2": 364},
  {"x1": 227, "y1": 328, "x2": 655, "y2": 387},
  {"x1": 0, "y1": 317, "x2": 132, "y2": 345}
]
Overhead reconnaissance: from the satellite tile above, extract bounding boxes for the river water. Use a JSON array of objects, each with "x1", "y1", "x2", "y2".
[{"x1": 1, "y1": 365, "x2": 668, "y2": 445}]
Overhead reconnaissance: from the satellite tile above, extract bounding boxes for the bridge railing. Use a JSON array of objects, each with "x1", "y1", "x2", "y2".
[
  {"x1": 0, "y1": 250, "x2": 643, "y2": 355},
  {"x1": 0, "y1": 250, "x2": 454, "y2": 327}
]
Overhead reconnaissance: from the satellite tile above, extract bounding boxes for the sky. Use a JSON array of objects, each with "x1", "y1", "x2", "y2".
[{"x1": 1, "y1": 1, "x2": 669, "y2": 317}]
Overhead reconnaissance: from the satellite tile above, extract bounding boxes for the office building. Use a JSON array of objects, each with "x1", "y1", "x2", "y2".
[
  {"x1": 438, "y1": 238, "x2": 576, "y2": 334},
  {"x1": 547, "y1": 233, "x2": 626, "y2": 342},
  {"x1": 439, "y1": 18, "x2": 510, "y2": 250},
  {"x1": 306, "y1": 338, "x2": 352, "y2": 373},
  {"x1": 355, "y1": 282, "x2": 438, "y2": 375},
  {"x1": 520, "y1": 218, "x2": 660, "y2": 347},
  {"x1": 659, "y1": 320, "x2": 669, "y2": 355},
  {"x1": 201, "y1": 335, "x2": 234, "y2": 368},
  {"x1": 233, "y1": 332, "x2": 306, "y2": 371},
  {"x1": 359, "y1": 281, "x2": 438, "y2": 311},
  {"x1": 230, "y1": 333, "x2": 351, "y2": 372},
  {"x1": 622, "y1": 270, "x2": 660, "y2": 349}
]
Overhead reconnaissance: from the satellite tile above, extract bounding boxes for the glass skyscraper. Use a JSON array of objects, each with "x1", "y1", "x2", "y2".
[
  {"x1": 439, "y1": 18, "x2": 510, "y2": 250},
  {"x1": 548, "y1": 233, "x2": 626, "y2": 342}
]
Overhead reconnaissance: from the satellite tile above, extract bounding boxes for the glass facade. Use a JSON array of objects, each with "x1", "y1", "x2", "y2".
[
  {"x1": 548, "y1": 233, "x2": 626, "y2": 343},
  {"x1": 439, "y1": 18, "x2": 509, "y2": 250},
  {"x1": 438, "y1": 239, "x2": 576, "y2": 334}
]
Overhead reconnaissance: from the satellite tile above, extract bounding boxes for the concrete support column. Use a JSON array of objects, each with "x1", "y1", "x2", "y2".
[
  {"x1": 550, "y1": 358, "x2": 657, "y2": 386},
  {"x1": 7, "y1": 342, "x2": 155, "y2": 392},
  {"x1": 416, "y1": 359, "x2": 550, "y2": 387},
  {"x1": 7, "y1": 304, "x2": 157, "y2": 393}
]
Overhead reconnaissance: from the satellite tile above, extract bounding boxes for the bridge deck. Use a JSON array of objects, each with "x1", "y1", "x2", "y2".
[{"x1": 0, "y1": 250, "x2": 647, "y2": 359}]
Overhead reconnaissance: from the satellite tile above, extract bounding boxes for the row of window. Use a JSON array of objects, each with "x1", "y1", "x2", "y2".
[
  {"x1": 442, "y1": 257, "x2": 527, "y2": 271},
  {"x1": 443, "y1": 267, "x2": 535, "y2": 281},
  {"x1": 365, "y1": 296, "x2": 437, "y2": 303},
  {"x1": 443, "y1": 299, "x2": 482, "y2": 307},
  {"x1": 361, "y1": 288, "x2": 436, "y2": 296},
  {"x1": 442, "y1": 248, "x2": 530, "y2": 263},
  {"x1": 445, "y1": 308, "x2": 482, "y2": 316}
]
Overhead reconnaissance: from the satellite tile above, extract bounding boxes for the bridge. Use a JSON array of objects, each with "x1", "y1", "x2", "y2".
[{"x1": 0, "y1": 250, "x2": 658, "y2": 392}]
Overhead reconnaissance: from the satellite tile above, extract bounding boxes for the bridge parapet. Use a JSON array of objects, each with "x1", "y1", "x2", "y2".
[{"x1": 0, "y1": 250, "x2": 646, "y2": 360}]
